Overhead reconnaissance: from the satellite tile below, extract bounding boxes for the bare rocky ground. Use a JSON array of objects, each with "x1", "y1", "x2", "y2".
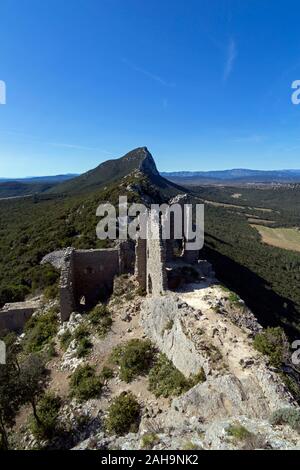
[{"x1": 12, "y1": 274, "x2": 300, "y2": 450}]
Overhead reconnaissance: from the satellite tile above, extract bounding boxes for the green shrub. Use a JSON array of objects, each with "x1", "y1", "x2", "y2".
[
  {"x1": 280, "y1": 373, "x2": 300, "y2": 402},
  {"x1": 60, "y1": 329, "x2": 72, "y2": 351},
  {"x1": 227, "y1": 424, "x2": 252, "y2": 441},
  {"x1": 182, "y1": 441, "x2": 201, "y2": 450},
  {"x1": 106, "y1": 392, "x2": 140, "y2": 436},
  {"x1": 73, "y1": 324, "x2": 90, "y2": 341},
  {"x1": 24, "y1": 308, "x2": 58, "y2": 353},
  {"x1": 69, "y1": 365, "x2": 103, "y2": 401},
  {"x1": 269, "y1": 408, "x2": 300, "y2": 432},
  {"x1": 253, "y1": 327, "x2": 287, "y2": 368},
  {"x1": 76, "y1": 337, "x2": 93, "y2": 358},
  {"x1": 228, "y1": 291, "x2": 241, "y2": 305},
  {"x1": 100, "y1": 366, "x2": 114, "y2": 381},
  {"x1": 88, "y1": 304, "x2": 110, "y2": 324},
  {"x1": 141, "y1": 433, "x2": 159, "y2": 449},
  {"x1": 30, "y1": 393, "x2": 61, "y2": 440},
  {"x1": 43, "y1": 283, "x2": 59, "y2": 300},
  {"x1": 88, "y1": 304, "x2": 112, "y2": 336},
  {"x1": 97, "y1": 316, "x2": 113, "y2": 337},
  {"x1": 45, "y1": 341, "x2": 57, "y2": 360},
  {"x1": 111, "y1": 339, "x2": 154, "y2": 382},
  {"x1": 226, "y1": 424, "x2": 267, "y2": 449},
  {"x1": 148, "y1": 354, "x2": 191, "y2": 398}
]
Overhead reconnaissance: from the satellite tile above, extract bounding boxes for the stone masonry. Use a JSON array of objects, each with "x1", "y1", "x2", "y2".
[
  {"x1": 0, "y1": 300, "x2": 41, "y2": 332},
  {"x1": 59, "y1": 241, "x2": 134, "y2": 321}
]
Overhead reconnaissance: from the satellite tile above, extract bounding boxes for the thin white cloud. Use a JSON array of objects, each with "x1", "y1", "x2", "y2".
[
  {"x1": 231, "y1": 134, "x2": 267, "y2": 144},
  {"x1": 1, "y1": 130, "x2": 114, "y2": 155},
  {"x1": 47, "y1": 142, "x2": 113, "y2": 154},
  {"x1": 122, "y1": 58, "x2": 175, "y2": 87},
  {"x1": 223, "y1": 38, "x2": 237, "y2": 81}
]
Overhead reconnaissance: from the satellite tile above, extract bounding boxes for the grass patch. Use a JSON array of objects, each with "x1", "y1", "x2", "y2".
[
  {"x1": 226, "y1": 423, "x2": 268, "y2": 449},
  {"x1": 182, "y1": 441, "x2": 202, "y2": 450},
  {"x1": 227, "y1": 424, "x2": 252, "y2": 441},
  {"x1": 141, "y1": 433, "x2": 159, "y2": 449}
]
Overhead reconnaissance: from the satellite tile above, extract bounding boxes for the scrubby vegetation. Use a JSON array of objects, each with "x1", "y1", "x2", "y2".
[
  {"x1": 269, "y1": 408, "x2": 300, "y2": 432},
  {"x1": 30, "y1": 393, "x2": 62, "y2": 440},
  {"x1": 59, "y1": 329, "x2": 72, "y2": 351},
  {"x1": 99, "y1": 366, "x2": 114, "y2": 381},
  {"x1": 69, "y1": 365, "x2": 103, "y2": 401},
  {"x1": 200, "y1": 191, "x2": 300, "y2": 337},
  {"x1": 24, "y1": 308, "x2": 59, "y2": 353},
  {"x1": 253, "y1": 327, "x2": 288, "y2": 368},
  {"x1": 227, "y1": 424, "x2": 253, "y2": 441},
  {"x1": 105, "y1": 392, "x2": 140, "y2": 436},
  {"x1": 141, "y1": 433, "x2": 159, "y2": 449},
  {"x1": 226, "y1": 423, "x2": 267, "y2": 449},
  {"x1": 148, "y1": 353, "x2": 202, "y2": 398},
  {"x1": 73, "y1": 324, "x2": 93, "y2": 358},
  {"x1": 88, "y1": 304, "x2": 112, "y2": 336},
  {"x1": 111, "y1": 339, "x2": 154, "y2": 382}
]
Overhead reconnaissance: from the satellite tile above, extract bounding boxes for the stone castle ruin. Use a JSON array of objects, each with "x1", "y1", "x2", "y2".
[
  {"x1": 0, "y1": 204, "x2": 210, "y2": 329},
  {"x1": 60, "y1": 242, "x2": 135, "y2": 321},
  {"x1": 0, "y1": 300, "x2": 41, "y2": 332},
  {"x1": 59, "y1": 207, "x2": 206, "y2": 321}
]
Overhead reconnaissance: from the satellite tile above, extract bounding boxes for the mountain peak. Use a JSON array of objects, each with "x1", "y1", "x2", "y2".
[
  {"x1": 122, "y1": 147, "x2": 159, "y2": 177},
  {"x1": 47, "y1": 147, "x2": 167, "y2": 195}
]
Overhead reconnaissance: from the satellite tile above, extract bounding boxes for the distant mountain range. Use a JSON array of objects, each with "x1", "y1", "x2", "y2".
[
  {"x1": 0, "y1": 174, "x2": 78, "y2": 183},
  {"x1": 161, "y1": 169, "x2": 300, "y2": 185},
  {"x1": 0, "y1": 148, "x2": 181, "y2": 199},
  {"x1": 2, "y1": 163, "x2": 300, "y2": 199},
  {"x1": 0, "y1": 174, "x2": 79, "y2": 199}
]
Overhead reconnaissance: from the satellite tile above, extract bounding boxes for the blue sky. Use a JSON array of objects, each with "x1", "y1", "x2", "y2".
[{"x1": 1, "y1": 0, "x2": 300, "y2": 176}]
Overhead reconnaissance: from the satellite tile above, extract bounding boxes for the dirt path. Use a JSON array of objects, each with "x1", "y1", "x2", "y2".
[{"x1": 176, "y1": 282, "x2": 260, "y2": 381}]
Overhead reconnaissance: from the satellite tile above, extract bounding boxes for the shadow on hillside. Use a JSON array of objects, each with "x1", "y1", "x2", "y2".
[{"x1": 203, "y1": 245, "x2": 300, "y2": 340}]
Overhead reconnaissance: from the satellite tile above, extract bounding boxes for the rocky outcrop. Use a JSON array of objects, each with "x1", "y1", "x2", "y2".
[
  {"x1": 141, "y1": 295, "x2": 209, "y2": 377},
  {"x1": 73, "y1": 414, "x2": 300, "y2": 450},
  {"x1": 140, "y1": 289, "x2": 296, "y2": 429}
]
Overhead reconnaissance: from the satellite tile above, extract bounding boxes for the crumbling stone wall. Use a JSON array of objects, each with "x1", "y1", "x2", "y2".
[
  {"x1": 59, "y1": 244, "x2": 132, "y2": 321},
  {"x1": 73, "y1": 248, "x2": 119, "y2": 307},
  {"x1": 146, "y1": 213, "x2": 168, "y2": 295},
  {"x1": 118, "y1": 240, "x2": 135, "y2": 274},
  {"x1": 135, "y1": 208, "x2": 200, "y2": 296},
  {"x1": 135, "y1": 238, "x2": 147, "y2": 291},
  {"x1": 60, "y1": 247, "x2": 76, "y2": 322},
  {"x1": 0, "y1": 301, "x2": 40, "y2": 332}
]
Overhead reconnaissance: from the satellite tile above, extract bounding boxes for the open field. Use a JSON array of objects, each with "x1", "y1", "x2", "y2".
[{"x1": 251, "y1": 225, "x2": 300, "y2": 252}]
